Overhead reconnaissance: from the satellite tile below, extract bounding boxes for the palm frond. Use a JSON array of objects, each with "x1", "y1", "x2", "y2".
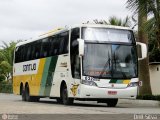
[
  {"x1": 143, "y1": 17, "x2": 156, "y2": 33},
  {"x1": 126, "y1": 0, "x2": 149, "y2": 15}
]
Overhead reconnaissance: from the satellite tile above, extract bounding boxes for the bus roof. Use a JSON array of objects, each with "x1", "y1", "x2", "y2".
[{"x1": 16, "y1": 24, "x2": 132, "y2": 47}]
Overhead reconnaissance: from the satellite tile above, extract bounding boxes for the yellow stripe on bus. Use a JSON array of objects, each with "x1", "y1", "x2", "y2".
[
  {"x1": 32, "y1": 58, "x2": 46, "y2": 95},
  {"x1": 123, "y1": 80, "x2": 130, "y2": 84}
]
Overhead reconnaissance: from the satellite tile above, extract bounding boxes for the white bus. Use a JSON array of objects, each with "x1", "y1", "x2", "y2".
[{"x1": 13, "y1": 24, "x2": 147, "y2": 107}]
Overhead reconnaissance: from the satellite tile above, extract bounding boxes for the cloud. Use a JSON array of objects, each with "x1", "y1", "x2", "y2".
[{"x1": 0, "y1": 0, "x2": 129, "y2": 44}]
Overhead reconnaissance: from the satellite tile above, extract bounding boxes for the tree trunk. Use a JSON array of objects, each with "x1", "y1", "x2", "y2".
[{"x1": 138, "y1": 9, "x2": 152, "y2": 95}]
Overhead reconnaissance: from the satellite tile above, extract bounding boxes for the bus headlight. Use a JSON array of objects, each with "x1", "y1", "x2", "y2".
[
  {"x1": 127, "y1": 82, "x2": 139, "y2": 87},
  {"x1": 81, "y1": 80, "x2": 97, "y2": 86}
]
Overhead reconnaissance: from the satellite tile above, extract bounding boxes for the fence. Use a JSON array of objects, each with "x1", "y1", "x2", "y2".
[{"x1": 0, "y1": 83, "x2": 13, "y2": 93}]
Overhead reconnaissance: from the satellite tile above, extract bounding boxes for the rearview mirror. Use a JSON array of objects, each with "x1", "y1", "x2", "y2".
[
  {"x1": 136, "y1": 42, "x2": 147, "y2": 60},
  {"x1": 77, "y1": 38, "x2": 84, "y2": 57}
]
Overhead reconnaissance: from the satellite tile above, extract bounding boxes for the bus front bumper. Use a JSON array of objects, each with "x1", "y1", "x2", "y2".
[{"x1": 79, "y1": 84, "x2": 138, "y2": 99}]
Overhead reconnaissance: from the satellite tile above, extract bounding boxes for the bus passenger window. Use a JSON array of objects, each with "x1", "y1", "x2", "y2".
[
  {"x1": 59, "y1": 32, "x2": 69, "y2": 54},
  {"x1": 41, "y1": 38, "x2": 50, "y2": 58},
  {"x1": 50, "y1": 35, "x2": 61, "y2": 56},
  {"x1": 25, "y1": 44, "x2": 32, "y2": 61},
  {"x1": 34, "y1": 41, "x2": 41, "y2": 59}
]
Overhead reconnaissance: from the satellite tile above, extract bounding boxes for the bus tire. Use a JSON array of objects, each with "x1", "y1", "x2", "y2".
[
  {"x1": 56, "y1": 98, "x2": 63, "y2": 104},
  {"x1": 25, "y1": 85, "x2": 32, "y2": 102},
  {"x1": 62, "y1": 84, "x2": 73, "y2": 105},
  {"x1": 20, "y1": 84, "x2": 26, "y2": 101},
  {"x1": 22, "y1": 89, "x2": 26, "y2": 101},
  {"x1": 106, "y1": 99, "x2": 118, "y2": 107}
]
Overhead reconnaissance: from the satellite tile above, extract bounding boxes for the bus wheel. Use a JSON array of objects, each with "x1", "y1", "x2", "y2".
[
  {"x1": 56, "y1": 98, "x2": 63, "y2": 104},
  {"x1": 22, "y1": 89, "x2": 26, "y2": 101},
  {"x1": 25, "y1": 85, "x2": 31, "y2": 102},
  {"x1": 106, "y1": 99, "x2": 118, "y2": 107},
  {"x1": 62, "y1": 84, "x2": 73, "y2": 105}
]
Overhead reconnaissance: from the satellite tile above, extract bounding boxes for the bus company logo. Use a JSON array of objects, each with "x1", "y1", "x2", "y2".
[
  {"x1": 23, "y1": 63, "x2": 36, "y2": 72},
  {"x1": 2, "y1": 114, "x2": 8, "y2": 120},
  {"x1": 111, "y1": 84, "x2": 114, "y2": 87}
]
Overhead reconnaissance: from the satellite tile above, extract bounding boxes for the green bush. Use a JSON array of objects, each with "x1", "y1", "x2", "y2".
[
  {"x1": 149, "y1": 48, "x2": 160, "y2": 62},
  {"x1": 0, "y1": 82, "x2": 13, "y2": 93},
  {"x1": 137, "y1": 95, "x2": 160, "y2": 101},
  {"x1": 0, "y1": 75, "x2": 5, "y2": 82}
]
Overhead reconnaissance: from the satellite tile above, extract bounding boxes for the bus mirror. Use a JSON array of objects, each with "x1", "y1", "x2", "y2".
[
  {"x1": 136, "y1": 42, "x2": 147, "y2": 60},
  {"x1": 77, "y1": 38, "x2": 84, "y2": 56}
]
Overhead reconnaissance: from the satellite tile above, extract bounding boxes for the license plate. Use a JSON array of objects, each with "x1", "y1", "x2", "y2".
[{"x1": 108, "y1": 91, "x2": 117, "y2": 95}]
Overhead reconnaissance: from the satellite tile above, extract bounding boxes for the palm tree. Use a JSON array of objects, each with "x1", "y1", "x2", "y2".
[
  {"x1": 145, "y1": 1, "x2": 160, "y2": 49},
  {"x1": 126, "y1": 0, "x2": 152, "y2": 95},
  {"x1": 93, "y1": 16, "x2": 131, "y2": 27},
  {"x1": 108, "y1": 16, "x2": 131, "y2": 27},
  {"x1": 0, "y1": 41, "x2": 16, "y2": 81}
]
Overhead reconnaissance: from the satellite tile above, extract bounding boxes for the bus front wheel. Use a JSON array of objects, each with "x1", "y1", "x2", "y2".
[
  {"x1": 106, "y1": 99, "x2": 118, "y2": 107},
  {"x1": 62, "y1": 84, "x2": 73, "y2": 105}
]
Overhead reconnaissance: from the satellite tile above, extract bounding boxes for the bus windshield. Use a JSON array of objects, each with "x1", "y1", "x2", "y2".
[
  {"x1": 82, "y1": 28, "x2": 138, "y2": 79},
  {"x1": 83, "y1": 43, "x2": 138, "y2": 79}
]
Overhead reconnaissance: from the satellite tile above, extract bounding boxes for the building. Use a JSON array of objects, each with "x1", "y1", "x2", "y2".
[{"x1": 149, "y1": 62, "x2": 160, "y2": 95}]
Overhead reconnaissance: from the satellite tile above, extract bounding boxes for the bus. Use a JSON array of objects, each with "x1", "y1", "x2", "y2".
[{"x1": 13, "y1": 24, "x2": 147, "y2": 107}]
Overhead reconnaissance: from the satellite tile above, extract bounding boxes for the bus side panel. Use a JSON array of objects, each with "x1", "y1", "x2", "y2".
[
  {"x1": 49, "y1": 55, "x2": 75, "y2": 97},
  {"x1": 38, "y1": 56, "x2": 58, "y2": 97},
  {"x1": 13, "y1": 76, "x2": 21, "y2": 95},
  {"x1": 13, "y1": 59, "x2": 45, "y2": 96}
]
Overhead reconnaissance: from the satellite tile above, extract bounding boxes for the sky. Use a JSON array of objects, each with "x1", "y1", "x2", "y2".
[{"x1": 0, "y1": 0, "x2": 130, "y2": 46}]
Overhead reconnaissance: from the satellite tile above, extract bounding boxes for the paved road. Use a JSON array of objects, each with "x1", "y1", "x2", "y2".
[{"x1": 0, "y1": 93, "x2": 160, "y2": 120}]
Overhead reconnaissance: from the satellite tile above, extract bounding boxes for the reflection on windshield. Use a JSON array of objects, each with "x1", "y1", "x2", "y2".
[
  {"x1": 83, "y1": 43, "x2": 138, "y2": 79},
  {"x1": 82, "y1": 27, "x2": 134, "y2": 43}
]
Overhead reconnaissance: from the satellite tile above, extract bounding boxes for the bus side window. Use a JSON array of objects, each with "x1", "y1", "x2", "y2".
[
  {"x1": 57, "y1": 34, "x2": 63, "y2": 55},
  {"x1": 49, "y1": 37, "x2": 54, "y2": 56},
  {"x1": 16, "y1": 46, "x2": 23, "y2": 63},
  {"x1": 63, "y1": 32, "x2": 69, "y2": 53},
  {"x1": 30, "y1": 42, "x2": 35, "y2": 60},
  {"x1": 25, "y1": 44, "x2": 32, "y2": 61},
  {"x1": 34, "y1": 41, "x2": 41, "y2": 59},
  {"x1": 50, "y1": 36, "x2": 58, "y2": 56},
  {"x1": 21, "y1": 45, "x2": 25, "y2": 62},
  {"x1": 70, "y1": 28, "x2": 80, "y2": 79},
  {"x1": 15, "y1": 47, "x2": 20, "y2": 63},
  {"x1": 51, "y1": 35, "x2": 61, "y2": 56},
  {"x1": 59, "y1": 31, "x2": 69, "y2": 54},
  {"x1": 41, "y1": 38, "x2": 50, "y2": 58}
]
